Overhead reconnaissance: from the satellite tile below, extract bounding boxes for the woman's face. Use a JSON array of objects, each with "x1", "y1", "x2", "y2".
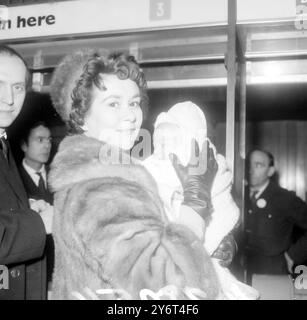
[{"x1": 83, "y1": 74, "x2": 143, "y2": 150}]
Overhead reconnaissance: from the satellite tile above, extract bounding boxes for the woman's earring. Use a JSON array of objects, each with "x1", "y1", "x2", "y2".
[{"x1": 81, "y1": 124, "x2": 89, "y2": 132}]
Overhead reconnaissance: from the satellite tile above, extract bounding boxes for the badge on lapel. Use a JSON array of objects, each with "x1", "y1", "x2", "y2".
[{"x1": 256, "y1": 198, "x2": 267, "y2": 209}]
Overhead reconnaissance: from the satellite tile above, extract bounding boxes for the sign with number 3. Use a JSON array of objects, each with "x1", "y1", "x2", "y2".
[{"x1": 150, "y1": 0, "x2": 171, "y2": 21}]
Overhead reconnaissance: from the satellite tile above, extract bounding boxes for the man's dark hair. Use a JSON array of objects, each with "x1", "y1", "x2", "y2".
[
  {"x1": 20, "y1": 121, "x2": 50, "y2": 146},
  {"x1": 248, "y1": 148, "x2": 275, "y2": 167},
  {"x1": 0, "y1": 45, "x2": 30, "y2": 87}
]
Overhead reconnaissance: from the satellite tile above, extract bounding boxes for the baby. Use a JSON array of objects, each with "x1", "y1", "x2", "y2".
[{"x1": 143, "y1": 101, "x2": 259, "y2": 299}]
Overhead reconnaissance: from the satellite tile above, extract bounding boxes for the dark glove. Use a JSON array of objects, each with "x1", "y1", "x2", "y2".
[
  {"x1": 170, "y1": 139, "x2": 218, "y2": 222},
  {"x1": 212, "y1": 234, "x2": 237, "y2": 267}
]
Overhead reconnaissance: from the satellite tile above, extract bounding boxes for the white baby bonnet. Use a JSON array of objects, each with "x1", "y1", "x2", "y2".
[{"x1": 154, "y1": 101, "x2": 208, "y2": 166}]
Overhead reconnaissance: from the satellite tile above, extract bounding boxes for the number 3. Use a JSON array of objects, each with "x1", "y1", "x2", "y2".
[{"x1": 156, "y1": 2, "x2": 165, "y2": 17}]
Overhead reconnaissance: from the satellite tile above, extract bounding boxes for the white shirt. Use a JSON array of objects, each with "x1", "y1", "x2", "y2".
[
  {"x1": 0, "y1": 131, "x2": 7, "y2": 139},
  {"x1": 250, "y1": 180, "x2": 270, "y2": 200},
  {"x1": 22, "y1": 159, "x2": 47, "y2": 188}
]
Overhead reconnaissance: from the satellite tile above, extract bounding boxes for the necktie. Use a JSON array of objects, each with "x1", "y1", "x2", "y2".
[
  {"x1": 250, "y1": 190, "x2": 258, "y2": 205},
  {"x1": 36, "y1": 172, "x2": 47, "y2": 196},
  {"x1": 0, "y1": 137, "x2": 8, "y2": 161}
]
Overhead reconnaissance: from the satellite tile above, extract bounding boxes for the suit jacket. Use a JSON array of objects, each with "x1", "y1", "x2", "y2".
[
  {"x1": 18, "y1": 163, "x2": 54, "y2": 283},
  {"x1": 0, "y1": 142, "x2": 47, "y2": 300},
  {"x1": 244, "y1": 181, "x2": 307, "y2": 275},
  {"x1": 18, "y1": 164, "x2": 53, "y2": 205}
]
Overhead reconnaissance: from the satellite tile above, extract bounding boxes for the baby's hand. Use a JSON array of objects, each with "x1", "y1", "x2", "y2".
[{"x1": 212, "y1": 234, "x2": 237, "y2": 267}]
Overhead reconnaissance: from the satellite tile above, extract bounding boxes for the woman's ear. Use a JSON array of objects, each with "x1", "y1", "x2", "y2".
[{"x1": 81, "y1": 124, "x2": 88, "y2": 132}]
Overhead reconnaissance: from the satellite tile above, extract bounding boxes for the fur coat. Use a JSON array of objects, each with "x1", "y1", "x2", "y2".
[{"x1": 48, "y1": 134, "x2": 221, "y2": 300}]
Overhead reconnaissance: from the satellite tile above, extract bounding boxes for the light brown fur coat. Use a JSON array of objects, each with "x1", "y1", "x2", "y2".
[{"x1": 49, "y1": 135, "x2": 220, "y2": 299}]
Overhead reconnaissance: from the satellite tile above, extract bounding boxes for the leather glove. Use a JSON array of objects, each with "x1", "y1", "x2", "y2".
[
  {"x1": 170, "y1": 139, "x2": 218, "y2": 222},
  {"x1": 212, "y1": 234, "x2": 237, "y2": 267}
]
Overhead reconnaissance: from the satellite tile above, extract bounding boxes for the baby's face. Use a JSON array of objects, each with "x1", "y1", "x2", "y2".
[{"x1": 153, "y1": 123, "x2": 190, "y2": 164}]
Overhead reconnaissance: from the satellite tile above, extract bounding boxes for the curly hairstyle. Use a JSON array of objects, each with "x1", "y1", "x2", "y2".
[{"x1": 50, "y1": 50, "x2": 148, "y2": 134}]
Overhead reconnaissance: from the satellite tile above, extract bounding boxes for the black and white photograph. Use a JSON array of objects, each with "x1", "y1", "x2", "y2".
[{"x1": 1, "y1": 0, "x2": 307, "y2": 305}]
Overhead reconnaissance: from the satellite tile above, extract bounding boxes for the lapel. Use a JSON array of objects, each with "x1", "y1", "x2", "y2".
[
  {"x1": 19, "y1": 163, "x2": 53, "y2": 205},
  {"x1": 249, "y1": 181, "x2": 280, "y2": 213},
  {"x1": 19, "y1": 164, "x2": 39, "y2": 194},
  {"x1": 0, "y1": 144, "x2": 29, "y2": 209},
  {"x1": 258, "y1": 181, "x2": 277, "y2": 201},
  {"x1": 246, "y1": 181, "x2": 275, "y2": 209}
]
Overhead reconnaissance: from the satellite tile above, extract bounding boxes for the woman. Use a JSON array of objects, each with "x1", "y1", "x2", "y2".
[{"x1": 49, "y1": 49, "x2": 223, "y2": 300}]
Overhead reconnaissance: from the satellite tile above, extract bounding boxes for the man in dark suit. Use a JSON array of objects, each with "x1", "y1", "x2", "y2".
[
  {"x1": 19, "y1": 121, "x2": 53, "y2": 204},
  {"x1": 244, "y1": 149, "x2": 307, "y2": 299},
  {"x1": 19, "y1": 121, "x2": 54, "y2": 284},
  {"x1": 0, "y1": 45, "x2": 53, "y2": 300}
]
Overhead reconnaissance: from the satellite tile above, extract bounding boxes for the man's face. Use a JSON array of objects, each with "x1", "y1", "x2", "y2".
[
  {"x1": 0, "y1": 54, "x2": 27, "y2": 131},
  {"x1": 22, "y1": 125, "x2": 52, "y2": 166},
  {"x1": 249, "y1": 150, "x2": 274, "y2": 189}
]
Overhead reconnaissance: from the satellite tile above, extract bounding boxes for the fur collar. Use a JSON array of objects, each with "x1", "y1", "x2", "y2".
[{"x1": 48, "y1": 134, "x2": 159, "y2": 196}]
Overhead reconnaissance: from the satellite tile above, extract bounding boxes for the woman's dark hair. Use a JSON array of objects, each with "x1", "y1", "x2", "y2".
[{"x1": 68, "y1": 52, "x2": 148, "y2": 134}]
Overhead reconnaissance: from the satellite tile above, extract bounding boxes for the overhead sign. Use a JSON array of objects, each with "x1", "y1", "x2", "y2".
[
  {"x1": 0, "y1": 0, "x2": 298, "y2": 41},
  {"x1": 0, "y1": 0, "x2": 227, "y2": 41},
  {"x1": 237, "y1": 0, "x2": 297, "y2": 23},
  {"x1": 149, "y1": 0, "x2": 172, "y2": 21}
]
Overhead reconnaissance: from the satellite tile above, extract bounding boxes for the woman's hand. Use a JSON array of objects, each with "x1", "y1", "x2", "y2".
[
  {"x1": 169, "y1": 139, "x2": 218, "y2": 221},
  {"x1": 212, "y1": 234, "x2": 237, "y2": 267}
]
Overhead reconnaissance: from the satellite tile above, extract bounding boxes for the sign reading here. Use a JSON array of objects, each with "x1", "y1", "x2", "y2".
[
  {"x1": 0, "y1": 7, "x2": 55, "y2": 31},
  {"x1": 1, "y1": 0, "x2": 228, "y2": 41},
  {"x1": 16, "y1": 14, "x2": 55, "y2": 28}
]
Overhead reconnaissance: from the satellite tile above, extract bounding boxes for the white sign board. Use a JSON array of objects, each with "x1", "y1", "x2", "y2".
[
  {"x1": 0, "y1": 0, "x2": 228, "y2": 41},
  {"x1": 0, "y1": 0, "x2": 299, "y2": 41},
  {"x1": 237, "y1": 0, "x2": 297, "y2": 23}
]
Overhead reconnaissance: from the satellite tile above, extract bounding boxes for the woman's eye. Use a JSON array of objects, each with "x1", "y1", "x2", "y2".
[{"x1": 130, "y1": 101, "x2": 140, "y2": 108}]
